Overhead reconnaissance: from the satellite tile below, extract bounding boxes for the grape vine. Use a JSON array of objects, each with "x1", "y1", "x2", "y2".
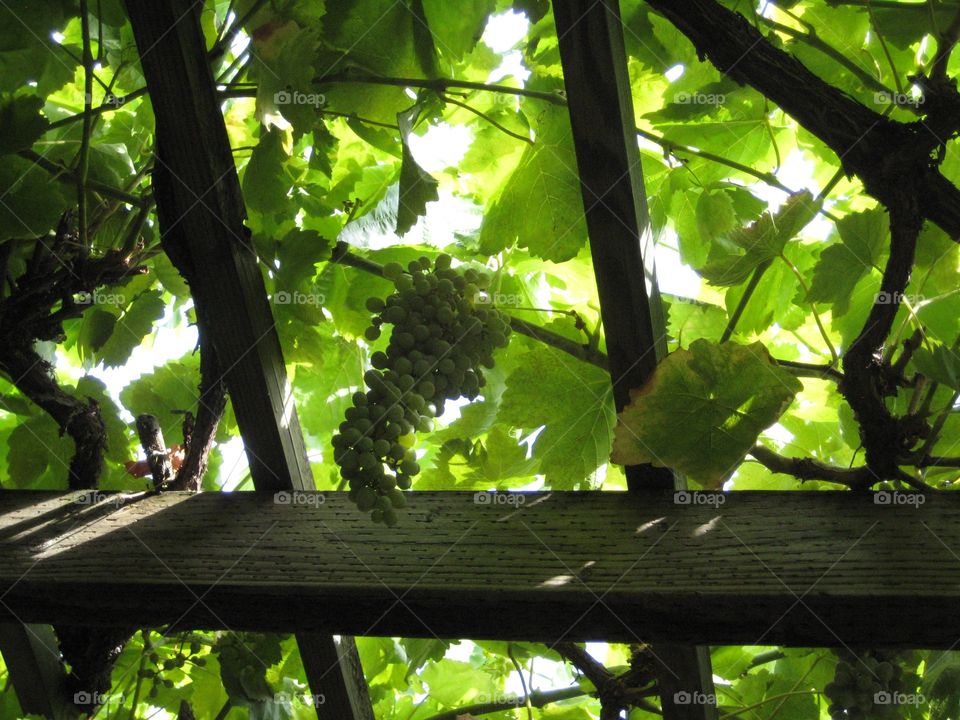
[{"x1": 332, "y1": 255, "x2": 511, "y2": 524}]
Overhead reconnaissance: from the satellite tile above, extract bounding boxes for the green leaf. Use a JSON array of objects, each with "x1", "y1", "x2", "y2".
[
  {"x1": 0, "y1": 95, "x2": 48, "y2": 154},
  {"x1": 700, "y1": 191, "x2": 818, "y2": 286},
  {"x1": 499, "y1": 347, "x2": 615, "y2": 489},
  {"x1": 98, "y1": 290, "x2": 165, "y2": 368},
  {"x1": 77, "y1": 308, "x2": 118, "y2": 360},
  {"x1": 318, "y1": 0, "x2": 437, "y2": 123},
  {"x1": 421, "y1": 0, "x2": 494, "y2": 62},
  {"x1": 243, "y1": 128, "x2": 290, "y2": 215},
  {"x1": 420, "y1": 659, "x2": 497, "y2": 707},
  {"x1": 807, "y1": 208, "x2": 888, "y2": 316},
  {"x1": 254, "y1": 24, "x2": 322, "y2": 139},
  {"x1": 479, "y1": 102, "x2": 588, "y2": 262},
  {"x1": 913, "y1": 343, "x2": 960, "y2": 390},
  {"x1": 396, "y1": 104, "x2": 439, "y2": 235},
  {"x1": 7, "y1": 414, "x2": 70, "y2": 488},
  {"x1": 0, "y1": 155, "x2": 70, "y2": 239},
  {"x1": 612, "y1": 339, "x2": 802, "y2": 487}
]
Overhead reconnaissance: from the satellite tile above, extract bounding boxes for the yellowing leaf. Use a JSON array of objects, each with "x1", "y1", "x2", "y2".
[{"x1": 611, "y1": 339, "x2": 801, "y2": 487}]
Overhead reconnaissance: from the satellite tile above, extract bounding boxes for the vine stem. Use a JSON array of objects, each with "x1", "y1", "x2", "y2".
[
  {"x1": 311, "y1": 72, "x2": 567, "y2": 105},
  {"x1": 720, "y1": 690, "x2": 821, "y2": 719},
  {"x1": 440, "y1": 93, "x2": 533, "y2": 144},
  {"x1": 422, "y1": 686, "x2": 589, "y2": 720},
  {"x1": 779, "y1": 252, "x2": 839, "y2": 363},
  {"x1": 126, "y1": 631, "x2": 149, "y2": 720},
  {"x1": 720, "y1": 260, "x2": 770, "y2": 344},
  {"x1": 19, "y1": 150, "x2": 149, "y2": 207},
  {"x1": 719, "y1": 166, "x2": 844, "y2": 345}
]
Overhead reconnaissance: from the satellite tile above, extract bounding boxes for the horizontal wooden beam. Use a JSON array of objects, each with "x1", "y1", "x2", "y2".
[{"x1": 0, "y1": 490, "x2": 954, "y2": 646}]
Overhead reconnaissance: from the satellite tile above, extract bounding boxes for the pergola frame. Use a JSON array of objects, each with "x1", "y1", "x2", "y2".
[{"x1": 0, "y1": 1, "x2": 944, "y2": 719}]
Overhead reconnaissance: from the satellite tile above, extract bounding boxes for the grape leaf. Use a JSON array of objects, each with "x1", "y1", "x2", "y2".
[
  {"x1": 420, "y1": 0, "x2": 493, "y2": 63},
  {"x1": 498, "y1": 347, "x2": 615, "y2": 489},
  {"x1": 0, "y1": 155, "x2": 70, "y2": 239},
  {"x1": 0, "y1": 95, "x2": 48, "y2": 154},
  {"x1": 611, "y1": 339, "x2": 802, "y2": 487},
  {"x1": 479, "y1": 102, "x2": 588, "y2": 263},
  {"x1": 243, "y1": 128, "x2": 290, "y2": 215},
  {"x1": 396, "y1": 104, "x2": 439, "y2": 235},
  {"x1": 98, "y1": 290, "x2": 166, "y2": 368},
  {"x1": 807, "y1": 208, "x2": 888, "y2": 317},
  {"x1": 699, "y1": 191, "x2": 818, "y2": 286}
]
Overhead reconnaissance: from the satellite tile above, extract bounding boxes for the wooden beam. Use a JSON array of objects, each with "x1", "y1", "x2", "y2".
[
  {"x1": 0, "y1": 624, "x2": 76, "y2": 719},
  {"x1": 0, "y1": 490, "x2": 954, "y2": 646},
  {"x1": 122, "y1": 4, "x2": 372, "y2": 719},
  {"x1": 552, "y1": 2, "x2": 715, "y2": 716}
]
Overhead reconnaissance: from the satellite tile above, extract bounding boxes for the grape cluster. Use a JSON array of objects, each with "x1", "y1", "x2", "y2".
[
  {"x1": 333, "y1": 254, "x2": 511, "y2": 525},
  {"x1": 824, "y1": 650, "x2": 915, "y2": 719},
  {"x1": 139, "y1": 631, "x2": 208, "y2": 699}
]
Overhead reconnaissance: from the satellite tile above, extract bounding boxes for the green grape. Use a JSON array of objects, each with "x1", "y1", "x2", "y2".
[
  {"x1": 334, "y1": 255, "x2": 512, "y2": 525},
  {"x1": 382, "y1": 262, "x2": 403, "y2": 280}
]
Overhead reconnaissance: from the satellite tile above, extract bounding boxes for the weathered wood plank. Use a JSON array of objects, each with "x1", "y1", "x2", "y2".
[{"x1": 0, "y1": 490, "x2": 952, "y2": 646}]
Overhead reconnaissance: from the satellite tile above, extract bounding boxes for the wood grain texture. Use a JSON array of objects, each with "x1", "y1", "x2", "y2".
[{"x1": 0, "y1": 490, "x2": 954, "y2": 646}]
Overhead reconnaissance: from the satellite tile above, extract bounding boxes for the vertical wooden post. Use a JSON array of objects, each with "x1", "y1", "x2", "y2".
[
  {"x1": 120, "y1": 2, "x2": 373, "y2": 718},
  {"x1": 552, "y1": 1, "x2": 717, "y2": 718},
  {"x1": 0, "y1": 623, "x2": 76, "y2": 719}
]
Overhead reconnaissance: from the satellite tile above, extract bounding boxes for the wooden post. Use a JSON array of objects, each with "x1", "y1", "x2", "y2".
[
  {"x1": 552, "y1": 2, "x2": 716, "y2": 717},
  {"x1": 0, "y1": 623, "x2": 76, "y2": 719},
  {"x1": 121, "y1": 3, "x2": 372, "y2": 718}
]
